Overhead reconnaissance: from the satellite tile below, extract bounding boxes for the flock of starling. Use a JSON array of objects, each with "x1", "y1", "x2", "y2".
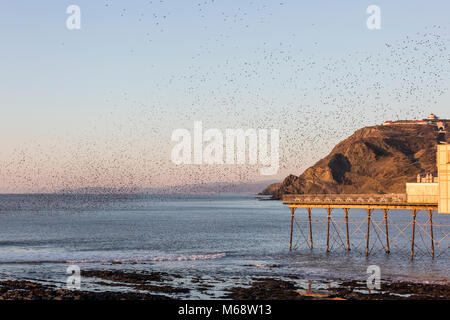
[{"x1": 1, "y1": 2, "x2": 450, "y2": 194}]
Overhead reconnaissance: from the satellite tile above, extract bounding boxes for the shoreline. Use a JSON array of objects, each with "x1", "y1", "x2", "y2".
[{"x1": 1, "y1": 269, "x2": 448, "y2": 300}]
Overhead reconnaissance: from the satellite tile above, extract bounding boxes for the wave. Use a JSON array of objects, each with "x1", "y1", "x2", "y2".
[{"x1": 0, "y1": 251, "x2": 227, "y2": 264}]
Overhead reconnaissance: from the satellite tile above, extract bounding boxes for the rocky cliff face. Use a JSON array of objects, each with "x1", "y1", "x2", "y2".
[
  {"x1": 271, "y1": 123, "x2": 449, "y2": 199},
  {"x1": 259, "y1": 182, "x2": 281, "y2": 195}
]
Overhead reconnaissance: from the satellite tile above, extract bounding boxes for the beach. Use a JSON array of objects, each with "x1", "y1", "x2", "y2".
[{"x1": 1, "y1": 270, "x2": 449, "y2": 300}]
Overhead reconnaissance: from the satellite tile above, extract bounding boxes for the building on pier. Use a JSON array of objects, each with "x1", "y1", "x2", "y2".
[
  {"x1": 408, "y1": 143, "x2": 450, "y2": 213},
  {"x1": 438, "y1": 144, "x2": 450, "y2": 213}
]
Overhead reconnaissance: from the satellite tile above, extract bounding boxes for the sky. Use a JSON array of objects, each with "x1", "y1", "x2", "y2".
[{"x1": 1, "y1": 0, "x2": 450, "y2": 193}]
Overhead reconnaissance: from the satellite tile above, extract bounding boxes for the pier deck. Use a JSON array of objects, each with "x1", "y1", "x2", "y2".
[{"x1": 283, "y1": 194, "x2": 437, "y2": 210}]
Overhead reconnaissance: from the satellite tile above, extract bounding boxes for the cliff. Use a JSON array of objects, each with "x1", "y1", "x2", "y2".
[
  {"x1": 259, "y1": 182, "x2": 282, "y2": 195},
  {"x1": 271, "y1": 123, "x2": 449, "y2": 199}
]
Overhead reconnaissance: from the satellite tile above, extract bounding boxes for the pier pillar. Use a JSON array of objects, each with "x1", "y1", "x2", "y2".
[
  {"x1": 411, "y1": 209, "x2": 417, "y2": 260},
  {"x1": 289, "y1": 207, "x2": 295, "y2": 251},
  {"x1": 308, "y1": 208, "x2": 313, "y2": 249},
  {"x1": 326, "y1": 208, "x2": 331, "y2": 252},
  {"x1": 365, "y1": 209, "x2": 372, "y2": 256},
  {"x1": 429, "y1": 210, "x2": 435, "y2": 259},
  {"x1": 384, "y1": 209, "x2": 390, "y2": 254},
  {"x1": 344, "y1": 208, "x2": 350, "y2": 251}
]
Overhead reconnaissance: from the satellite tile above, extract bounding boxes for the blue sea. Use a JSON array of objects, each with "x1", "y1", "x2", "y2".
[{"x1": 0, "y1": 194, "x2": 448, "y2": 298}]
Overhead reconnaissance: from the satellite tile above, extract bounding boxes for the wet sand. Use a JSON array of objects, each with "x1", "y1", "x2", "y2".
[
  {"x1": 225, "y1": 278, "x2": 450, "y2": 300},
  {"x1": 0, "y1": 269, "x2": 448, "y2": 300},
  {"x1": 0, "y1": 280, "x2": 170, "y2": 300}
]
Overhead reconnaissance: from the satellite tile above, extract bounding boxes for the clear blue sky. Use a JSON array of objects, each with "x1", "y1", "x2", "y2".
[{"x1": 1, "y1": 1, "x2": 450, "y2": 192}]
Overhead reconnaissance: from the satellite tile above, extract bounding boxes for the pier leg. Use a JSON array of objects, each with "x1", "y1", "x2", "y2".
[
  {"x1": 326, "y1": 208, "x2": 331, "y2": 252},
  {"x1": 411, "y1": 209, "x2": 417, "y2": 260},
  {"x1": 429, "y1": 210, "x2": 434, "y2": 259},
  {"x1": 344, "y1": 208, "x2": 350, "y2": 251},
  {"x1": 384, "y1": 209, "x2": 390, "y2": 254},
  {"x1": 308, "y1": 208, "x2": 313, "y2": 249},
  {"x1": 366, "y1": 209, "x2": 372, "y2": 256},
  {"x1": 289, "y1": 207, "x2": 295, "y2": 251}
]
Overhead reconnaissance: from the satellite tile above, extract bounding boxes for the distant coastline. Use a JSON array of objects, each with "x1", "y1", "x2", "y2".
[{"x1": 55, "y1": 180, "x2": 280, "y2": 195}]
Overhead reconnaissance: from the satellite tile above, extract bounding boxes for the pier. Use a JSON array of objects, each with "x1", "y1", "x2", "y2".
[{"x1": 283, "y1": 194, "x2": 448, "y2": 259}]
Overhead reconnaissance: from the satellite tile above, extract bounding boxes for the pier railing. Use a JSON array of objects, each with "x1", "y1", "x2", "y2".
[{"x1": 283, "y1": 194, "x2": 408, "y2": 205}]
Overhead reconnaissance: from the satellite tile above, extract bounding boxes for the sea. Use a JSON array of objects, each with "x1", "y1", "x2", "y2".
[{"x1": 0, "y1": 194, "x2": 448, "y2": 298}]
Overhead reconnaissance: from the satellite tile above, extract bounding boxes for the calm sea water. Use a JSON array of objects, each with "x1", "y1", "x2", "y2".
[{"x1": 0, "y1": 194, "x2": 448, "y2": 296}]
